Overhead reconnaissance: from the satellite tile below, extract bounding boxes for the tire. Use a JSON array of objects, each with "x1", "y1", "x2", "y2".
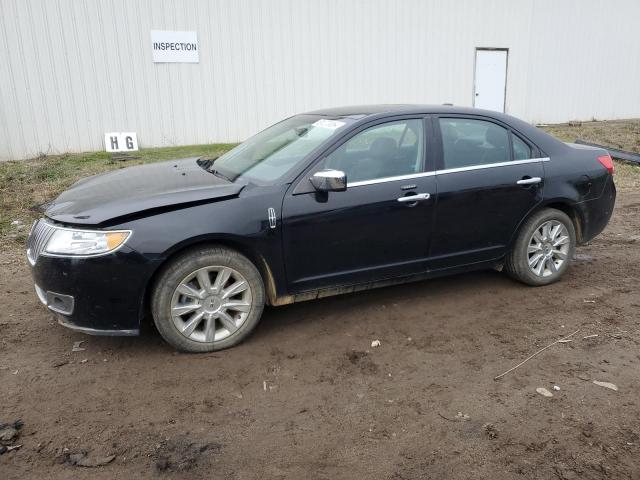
[
  {"x1": 505, "y1": 208, "x2": 576, "y2": 286},
  {"x1": 151, "y1": 246, "x2": 265, "y2": 352}
]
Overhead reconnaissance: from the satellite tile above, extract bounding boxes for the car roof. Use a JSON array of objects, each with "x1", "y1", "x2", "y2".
[
  {"x1": 305, "y1": 104, "x2": 501, "y2": 118},
  {"x1": 303, "y1": 104, "x2": 565, "y2": 154}
]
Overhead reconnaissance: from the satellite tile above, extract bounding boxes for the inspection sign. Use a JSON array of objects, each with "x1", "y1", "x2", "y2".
[{"x1": 151, "y1": 30, "x2": 199, "y2": 63}]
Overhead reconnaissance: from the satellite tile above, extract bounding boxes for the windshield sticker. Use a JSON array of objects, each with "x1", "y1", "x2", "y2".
[{"x1": 313, "y1": 119, "x2": 346, "y2": 130}]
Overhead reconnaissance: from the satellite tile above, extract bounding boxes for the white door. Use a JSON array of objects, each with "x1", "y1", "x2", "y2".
[{"x1": 474, "y1": 49, "x2": 507, "y2": 112}]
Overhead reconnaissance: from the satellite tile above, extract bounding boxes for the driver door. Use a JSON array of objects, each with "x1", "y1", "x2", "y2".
[{"x1": 281, "y1": 117, "x2": 436, "y2": 293}]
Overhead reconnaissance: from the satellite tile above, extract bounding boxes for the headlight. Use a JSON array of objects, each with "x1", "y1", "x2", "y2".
[{"x1": 44, "y1": 227, "x2": 131, "y2": 256}]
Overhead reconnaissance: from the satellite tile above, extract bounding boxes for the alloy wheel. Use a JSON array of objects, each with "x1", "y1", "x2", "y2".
[
  {"x1": 170, "y1": 266, "x2": 252, "y2": 343},
  {"x1": 527, "y1": 220, "x2": 570, "y2": 277}
]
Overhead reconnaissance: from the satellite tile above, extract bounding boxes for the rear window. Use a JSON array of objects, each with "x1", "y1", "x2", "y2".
[
  {"x1": 439, "y1": 118, "x2": 510, "y2": 169},
  {"x1": 512, "y1": 134, "x2": 533, "y2": 160}
]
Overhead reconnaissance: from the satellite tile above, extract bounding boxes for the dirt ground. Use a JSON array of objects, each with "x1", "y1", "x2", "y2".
[{"x1": 1, "y1": 191, "x2": 640, "y2": 479}]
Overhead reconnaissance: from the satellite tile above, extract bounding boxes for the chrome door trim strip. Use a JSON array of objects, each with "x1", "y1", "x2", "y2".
[
  {"x1": 435, "y1": 157, "x2": 549, "y2": 176},
  {"x1": 348, "y1": 171, "x2": 435, "y2": 187},
  {"x1": 346, "y1": 157, "x2": 549, "y2": 188}
]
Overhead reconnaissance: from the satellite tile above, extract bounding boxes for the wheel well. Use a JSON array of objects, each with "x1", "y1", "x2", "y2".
[
  {"x1": 504, "y1": 201, "x2": 583, "y2": 263},
  {"x1": 141, "y1": 240, "x2": 280, "y2": 320},
  {"x1": 544, "y1": 202, "x2": 584, "y2": 243}
]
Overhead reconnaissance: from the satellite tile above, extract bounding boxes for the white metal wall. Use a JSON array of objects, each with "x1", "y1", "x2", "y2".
[{"x1": 1, "y1": 0, "x2": 639, "y2": 160}]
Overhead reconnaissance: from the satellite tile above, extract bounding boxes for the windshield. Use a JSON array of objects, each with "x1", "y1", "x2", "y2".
[{"x1": 202, "y1": 115, "x2": 355, "y2": 183}]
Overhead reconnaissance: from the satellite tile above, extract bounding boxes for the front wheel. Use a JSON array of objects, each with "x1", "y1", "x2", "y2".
[
  {"x1": 151, "y1": 246, "x2": 265, "y2": 352},
  {"x1": 505, "y1": 208, "x2": 576, "y2": 286}
]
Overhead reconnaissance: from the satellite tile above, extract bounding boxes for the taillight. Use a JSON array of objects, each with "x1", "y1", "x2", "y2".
[{"x1": 597, "y1": 154, "x2": 614, "y2": 174}]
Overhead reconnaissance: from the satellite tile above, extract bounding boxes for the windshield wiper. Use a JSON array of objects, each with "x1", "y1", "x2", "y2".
[
  {"x1": 210, "y1": 169, "x2": 232, "y2": 182},
  {"x1": 197, "y1": 157, "x2": 232, "y2": 181},
  {"x1": 197, "y1": 156, "x2": 218, "y2": 169}
]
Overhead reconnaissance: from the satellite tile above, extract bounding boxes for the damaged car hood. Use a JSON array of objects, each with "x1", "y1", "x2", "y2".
[{"x1": 45, "y1": 157, "x2": 244, "y2": 225}]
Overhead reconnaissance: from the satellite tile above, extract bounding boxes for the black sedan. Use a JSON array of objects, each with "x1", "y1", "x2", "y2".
[{"x1": 27, "y1": 105, "x2": 616, "y2": 352}]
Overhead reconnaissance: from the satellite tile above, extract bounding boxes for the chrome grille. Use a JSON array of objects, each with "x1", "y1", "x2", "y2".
[{"x1": 26, "y1": 219, "x2": 56, "y2": 265}]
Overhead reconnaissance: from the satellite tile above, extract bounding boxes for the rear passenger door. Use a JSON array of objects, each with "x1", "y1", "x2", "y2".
[{"x1": 430, "y1": 116, "x2": 545, "y2": 269}]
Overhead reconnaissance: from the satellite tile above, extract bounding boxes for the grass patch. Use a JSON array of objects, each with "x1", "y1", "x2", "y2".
[
  {"x1": 541, "y1": 119, "x2": 640, "y2": 153},
  {"x1": 541, "y1": 120, "x2": 640, "y2": 191},
  {"x1": 0, "y1": 143, "x2": 236, "y2": 244}
]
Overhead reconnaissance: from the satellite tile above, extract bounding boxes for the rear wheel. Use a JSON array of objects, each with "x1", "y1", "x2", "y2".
[
  {"x1": 505, "y1": 208, "x2": 576, "y2": 286},
  {"x1": 151, "y1": 246, "x2": 265, "y2": 352}
]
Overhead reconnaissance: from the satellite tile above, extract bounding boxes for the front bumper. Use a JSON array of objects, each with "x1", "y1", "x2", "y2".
[
  {"x1": 29, "y1": 245, "x2": 157, "y2": 335},
  {"x1": 56, "y1": 314, "x2": 139, "y2": 336},
  {"x1": 34, "y1": 284, "x2": 75, "y2": 315}
]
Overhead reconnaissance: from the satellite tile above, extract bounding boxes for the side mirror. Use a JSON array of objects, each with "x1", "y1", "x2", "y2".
[{"x1": 310, "y1": 169, "x2": 347, "y2": 192}]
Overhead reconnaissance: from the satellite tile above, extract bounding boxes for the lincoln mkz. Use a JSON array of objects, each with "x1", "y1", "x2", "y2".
[{"x1": 27, "y1": 106, "x2": 616, "y2": 352}]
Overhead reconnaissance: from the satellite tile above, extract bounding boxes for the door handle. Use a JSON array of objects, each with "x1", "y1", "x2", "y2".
[
  {"x1": 397, "y1": 193, "x2": 431, "y2": 202},
  {"x1": 516, "y1": 177, "x2": 542, "y2": 185}
]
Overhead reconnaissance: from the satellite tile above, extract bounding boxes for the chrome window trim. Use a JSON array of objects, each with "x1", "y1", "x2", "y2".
[
  {"x1": 346, "y1": 157, "x2": 549, "y2": 188},
  {"x1": 348, "y1": 171, "x2": 435, "y2": 187},
  {"x1": 436, "y1": 157, "x2": 550, "y2": 175}
]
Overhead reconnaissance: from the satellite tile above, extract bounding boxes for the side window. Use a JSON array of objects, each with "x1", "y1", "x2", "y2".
[
  {"x1": 324, "y1": 119, "x2": 423, "y2": 183},
  {"x1": 439, "y1": 118, "x2": 510, "y2": 169},
  {"x1": 512, "y1": 134, "x2": 533, "y2": 160}
]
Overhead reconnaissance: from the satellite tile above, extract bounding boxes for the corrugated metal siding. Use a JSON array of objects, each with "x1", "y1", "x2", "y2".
[{"x1": 1, "y1": 0, "x2": 639, "y2": 160}]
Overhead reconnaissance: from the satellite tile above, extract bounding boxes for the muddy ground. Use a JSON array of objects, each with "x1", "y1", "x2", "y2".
[{"x1": 1, "y1": 191, "x2": 640, "y2": 479}]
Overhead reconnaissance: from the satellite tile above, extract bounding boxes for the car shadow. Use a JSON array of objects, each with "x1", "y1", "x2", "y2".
[
  {"x1": 68, "y1": 269, "x2": 517, "y2": 354},
  {"x1": 251, "y1": 268, "x2": 515, "y2": 342}
]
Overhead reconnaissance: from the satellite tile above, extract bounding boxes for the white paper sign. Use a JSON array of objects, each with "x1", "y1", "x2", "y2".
[
  {"x1": 313, "y1": 119, "x2": 346, "y2": 130},
  {"x1": 151, "y1": 30, "x2": 199, "y2": 63},
  {"x1": 104, "y1": 132, "x2": 138, "y2": 152}
]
